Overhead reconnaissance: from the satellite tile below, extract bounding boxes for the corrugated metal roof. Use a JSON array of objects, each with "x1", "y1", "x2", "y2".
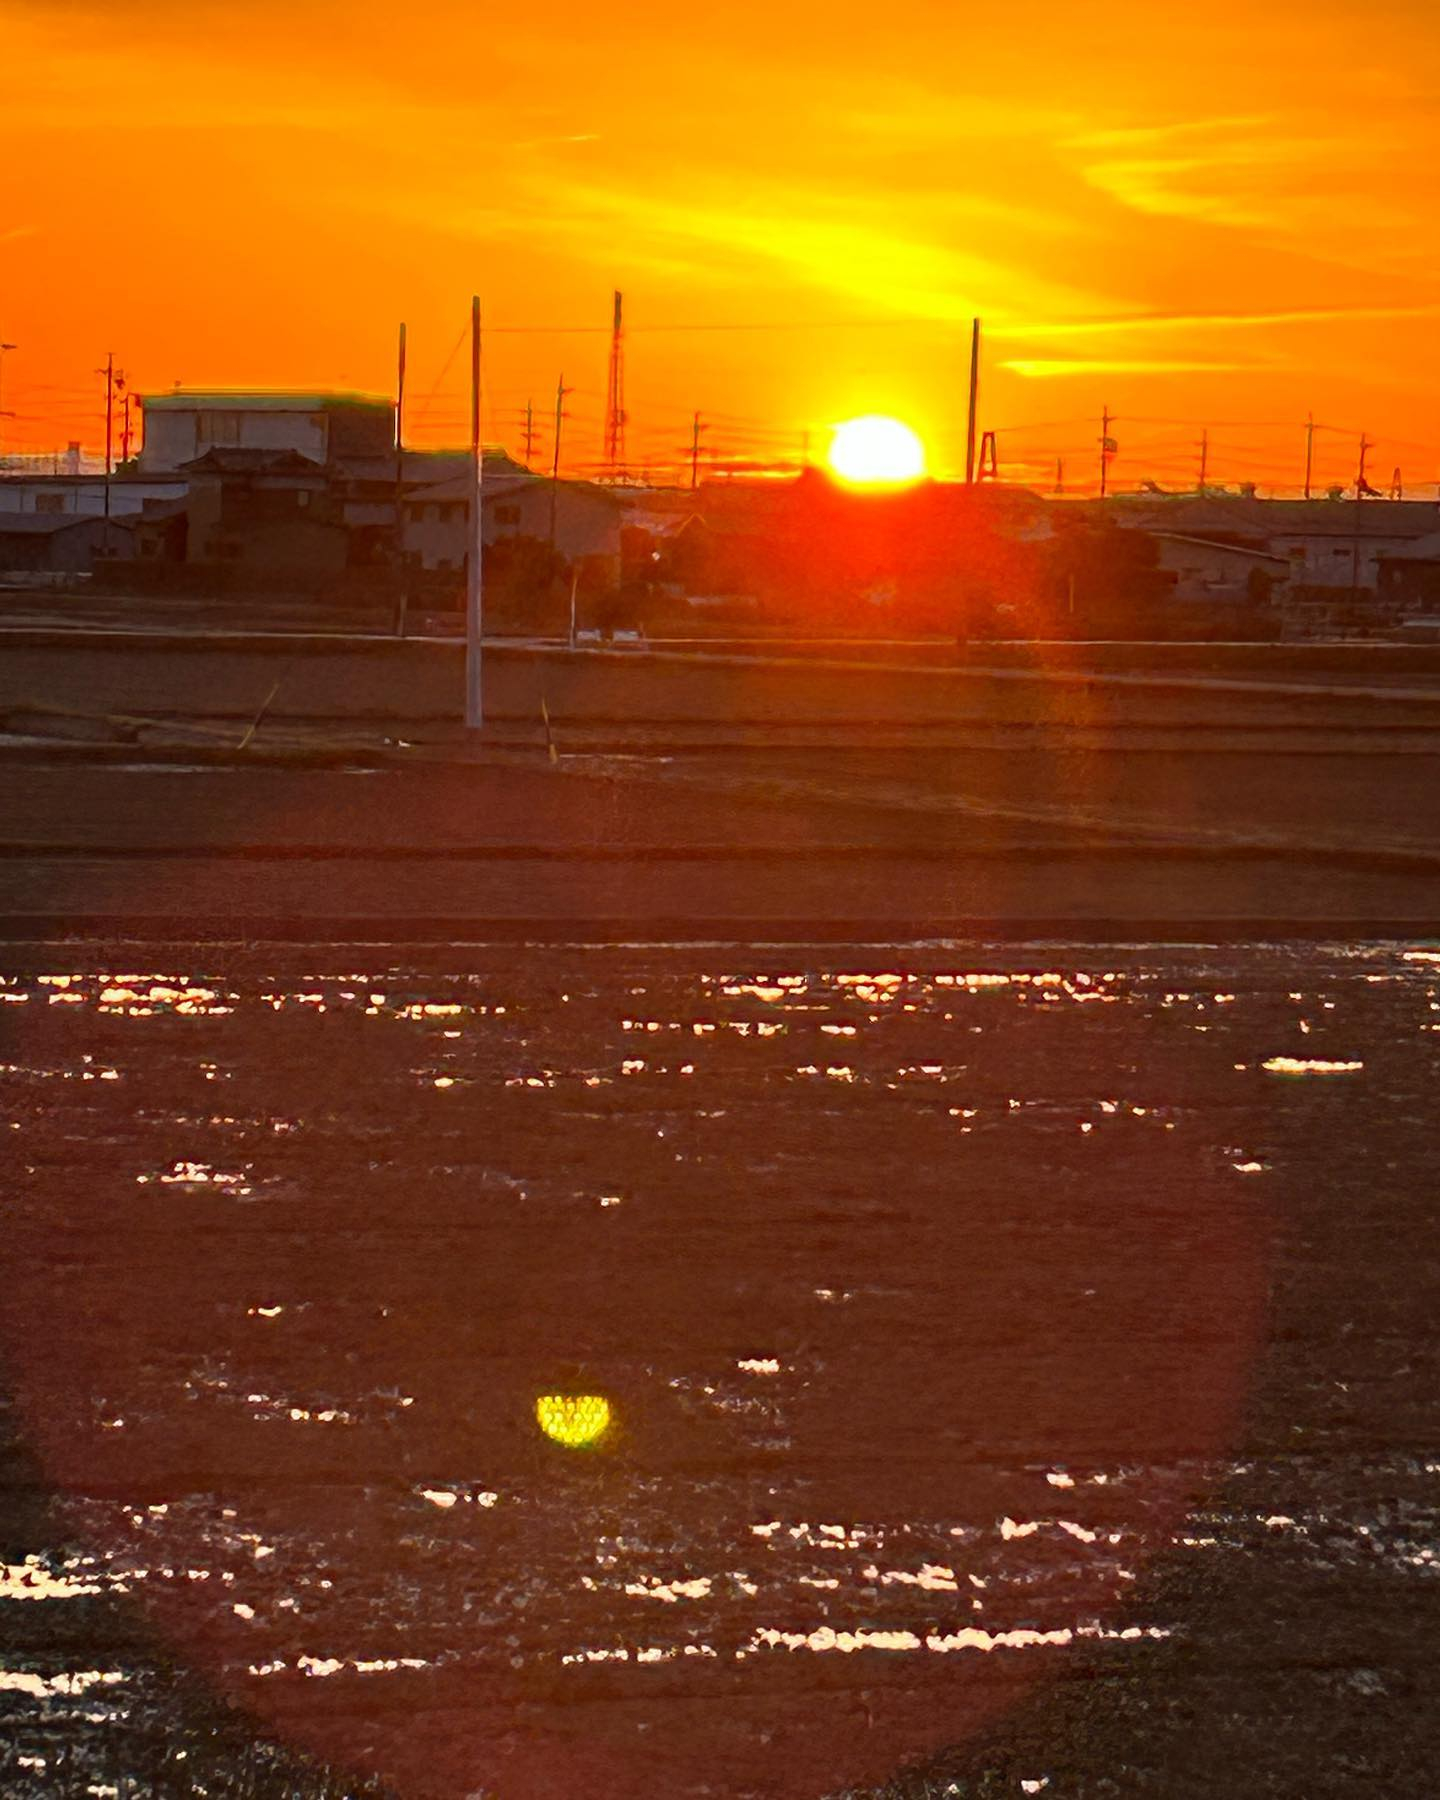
[{"x1": 1152, "y1": 532, "x2": 1290, "y2": 564}]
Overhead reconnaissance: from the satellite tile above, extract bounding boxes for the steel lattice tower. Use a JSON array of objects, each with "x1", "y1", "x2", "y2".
[{"x1": 604, "y1": 289, "x2": 626, "y2": 478}]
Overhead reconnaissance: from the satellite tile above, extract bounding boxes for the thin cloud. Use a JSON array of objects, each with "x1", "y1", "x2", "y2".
[
  {"x1": 1002, "y1": 358, "x2": 1260, "y2": 378},
  {"x1": 990, "y1": 302, "x2": 1440, "y2": 341},
  {"x1": 526, "y1": 178, "x2": 1112, "y2": 324},
  {"x1": 1065, "y1": 114, "x2": 1276, "y2": 150},
  {"x1": 1068, "y1": 112, "x2": 1382, "y2": 232}
]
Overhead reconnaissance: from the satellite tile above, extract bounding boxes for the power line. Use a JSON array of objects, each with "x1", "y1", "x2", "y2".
[{"x1": 408, "y1": 318, "x2": 470, "y2": 432}]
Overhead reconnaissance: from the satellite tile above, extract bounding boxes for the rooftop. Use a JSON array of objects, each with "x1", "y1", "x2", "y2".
[
  {"x1": 179, "y1": 448, "x2": 326, "y2": 475},
  {"x1": 407, "y1": 456, "x2": 624, "y2": 507},
  {"x1": 1152, "y1": 531, "x2": 1291, "y2": 565},
  {"x1": 142, "y1": 390, "x2": 392, "y2": 414},
  {"x1": 1105, "y1": 494, "x2": 1440, "y2": 539},
  {"x1": 0, "y1": 472, "x2": 187, "y2": 487},
  {"x1": 0, "y1": 512, "x2": 132, "y2": 535}
]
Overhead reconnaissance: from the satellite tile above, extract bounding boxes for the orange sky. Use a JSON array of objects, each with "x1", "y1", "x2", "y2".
[{"x1": 3, "y1": 0, "x2": 1439, "y2": 492}]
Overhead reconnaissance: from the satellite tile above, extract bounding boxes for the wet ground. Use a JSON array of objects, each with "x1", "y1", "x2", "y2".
[
  {"x1": 4, "y1": 626, "x2": 1440, "y2": 942},
  {"x1": 4, "y1": 750, "x2": 1439, "y2": 943},
  {"x1": 1, "y1": 941, "x2": 1437, "y2": 1797}
]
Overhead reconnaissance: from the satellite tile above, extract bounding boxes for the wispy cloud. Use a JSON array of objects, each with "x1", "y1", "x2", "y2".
[
  {"x1": 1067, "y1": 113, "x2": 1376, "y2": 231},
  {"x1": 990, "y1": 302, "x2": 1440, "y2": 341},
  {"x1": 520, "y1": 178, "x2": 1112, "y2": 322},
  {"x1": 1002, "y1": 357, "x2": 1259, "y2": 378},
  {"x1": 513, "y1": 132, "x2": 600, "y2": 149},
  {"x1": 1065, "y1": 114, "x2": 1277, "y2": 152}
]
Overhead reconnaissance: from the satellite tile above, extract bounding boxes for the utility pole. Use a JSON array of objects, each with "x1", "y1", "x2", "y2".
[
  {"x1": 394, "y1": 321, "x2": 408, "y2": 634},
  {"x1": 1357, "y1": 432, "x2": 1374, "y2": 496},
  {"x1": 1054, "y1": 456, "x2": 1064, "y2": 496},
  {"x1": 690, "y1": 410, "x2": 705, "y2": 491},
  {"x1": 1303, "y1": 412, "x2": 1314, "y2": 501},
  {"x1": 1197, "y1": 427, "x2": 1208, "y2": 493},
  {"x1": 102, "y1": 354, "x2": 115, "y2": 480},
  {"x1": 1099, "y1": 405, "x2": 1113, "y2": 499},
  {"x1": 0, "y1": 342, "x2": 17, "y2": 463},
  {"x1": 965, "y1": 318, "x2": 980, "y2": 484},
  {"x1": 465, "y1": 297, "x2": 483, "y2": 731},
  {"x1": 120, "y1": 390, "x2": 134, "y2": 466},
  {"x1": 549, "y1": 372, "x2": 571, "y2": 551},
  {"x1": 96, "y1": 354, "x2": 122, "y2": 553},
  {"x1": 1349, "y1": 432, "x2": 1374, "y2": 597},
  {"x1": 521, "y1": 398, "x2": 537, "y2": 468}
]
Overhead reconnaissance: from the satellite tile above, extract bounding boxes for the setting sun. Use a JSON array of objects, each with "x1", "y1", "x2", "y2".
[{"x1": 827, "y1": 416, "x2": 927, "y2": 487}]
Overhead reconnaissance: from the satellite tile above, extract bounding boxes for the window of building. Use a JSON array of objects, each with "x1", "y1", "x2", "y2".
[
  {"x1": 34, "y1": 493, "x2": 66, "y2": 515},
  {"x1": 495, "y1": 503, "x2": 521, "y2": 526}
]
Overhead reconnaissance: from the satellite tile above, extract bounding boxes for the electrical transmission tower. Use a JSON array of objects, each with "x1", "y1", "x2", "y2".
[
  {"x1": 603, "y1": 289, "x2": 627, "y2": 480},
  {"x1": 690, "y1": 410, "x2": 706, "y2": 491}
]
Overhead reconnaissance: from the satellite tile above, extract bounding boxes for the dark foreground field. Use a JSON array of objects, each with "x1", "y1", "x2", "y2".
[
  {"x1": 1, "y1": 632, "x2": 1437, "y2": 1795},
  {"x1": 3, "y1": 628, "x2": 1440, "y2": 937},
  {"x1": 1, "y1": 943, "x2": 1438, "y2": 1798}
]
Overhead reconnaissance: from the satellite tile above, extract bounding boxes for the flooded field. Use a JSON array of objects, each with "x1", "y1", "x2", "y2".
[{"x1": 1, "y1": 943, "x2": 1438, "y2": 1798}]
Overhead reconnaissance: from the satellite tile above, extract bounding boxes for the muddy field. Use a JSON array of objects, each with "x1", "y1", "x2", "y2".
[
  {"x1": 5, "y1": 631, "x2": 1440, "y2": 735},
  {"x1": 1, "y1": 942, "x2": 1438, "y2": 1798},
  {"x1": 4, "y1": 746, "x2": 1440, "y2": 941},
  {"x1": 3, "y1": 628, "x2": 1440, "y2": 939}
]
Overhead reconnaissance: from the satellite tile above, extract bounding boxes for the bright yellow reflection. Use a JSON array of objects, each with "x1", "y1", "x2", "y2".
[
  {"x1": 827, "y1": 415, "x2": 927, "y2": 486},
  {"x1": 536, "y1": 1393, "x2": 612, "y2": 1448}
]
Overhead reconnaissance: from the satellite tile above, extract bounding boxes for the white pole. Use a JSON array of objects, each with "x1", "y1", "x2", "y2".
[{"x1": 465, "y1": 294, "x2": 484, "y2": 730}]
